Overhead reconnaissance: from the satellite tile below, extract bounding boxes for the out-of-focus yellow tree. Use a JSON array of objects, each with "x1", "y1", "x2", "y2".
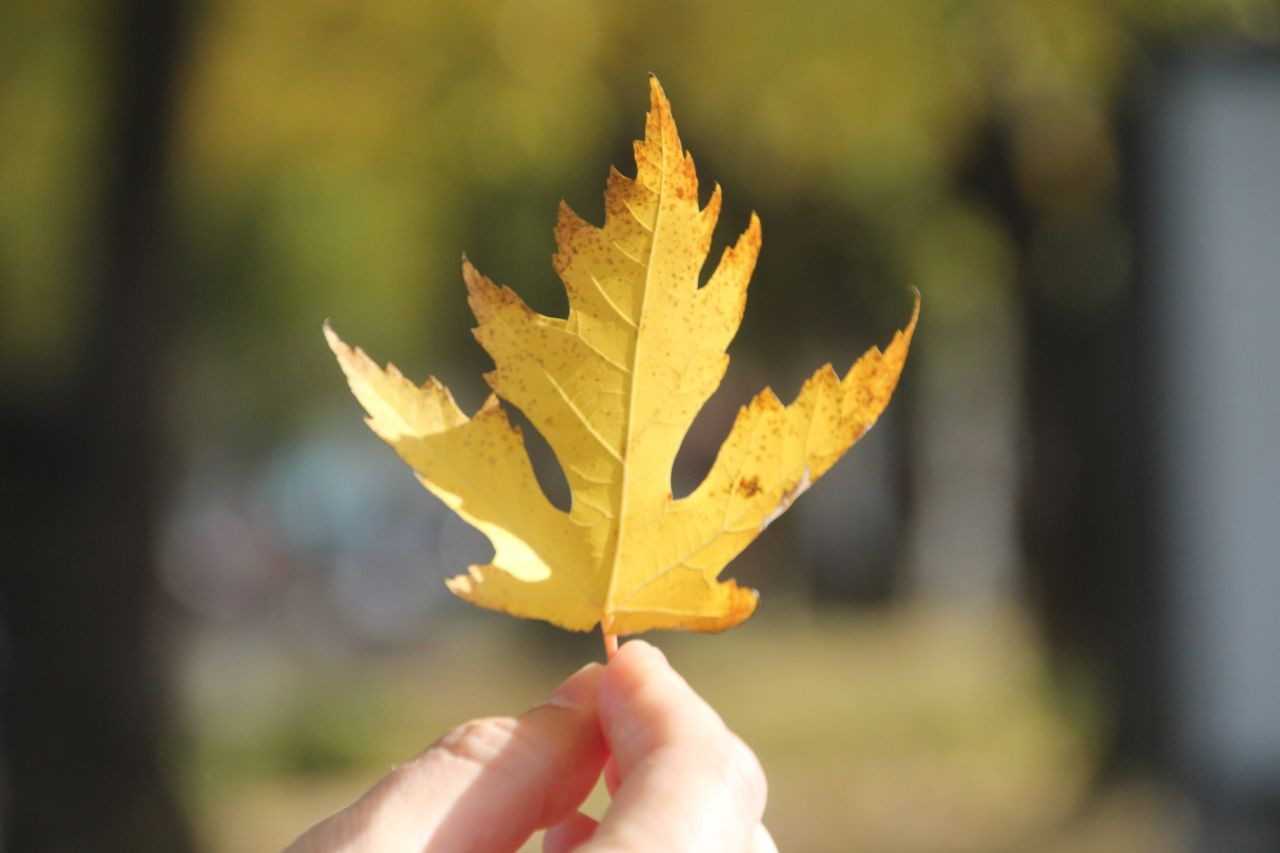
[{"x1": 5, "y1": 0, "x2": 1270, "y2": 429}]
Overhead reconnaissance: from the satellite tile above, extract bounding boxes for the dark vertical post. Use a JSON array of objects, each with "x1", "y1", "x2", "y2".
[{"x1": 0, "y1": 0, "x2": 192, "y2": 848}]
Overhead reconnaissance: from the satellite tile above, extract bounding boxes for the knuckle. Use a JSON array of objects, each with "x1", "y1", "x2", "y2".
[{"x1": 431, "y1": 716, "x2": 521, "y2": 767}]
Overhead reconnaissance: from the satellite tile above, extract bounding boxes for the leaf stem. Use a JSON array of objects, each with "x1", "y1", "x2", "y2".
[{"x1": 602, "y1": 621, "x2": 619, "y2": 660}]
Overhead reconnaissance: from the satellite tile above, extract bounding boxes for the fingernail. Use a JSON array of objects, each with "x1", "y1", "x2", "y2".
[{"x1": 547, "y1": 662, "x2": 603, "y2": 709}]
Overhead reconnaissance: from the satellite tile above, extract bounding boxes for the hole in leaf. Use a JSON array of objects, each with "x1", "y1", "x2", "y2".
[
  {"x1": 670, "y1": 372, "x2": 743, "y2": 500},
  {"x1": 503, "y1": 402, "x2": 571, "y2": 512}
]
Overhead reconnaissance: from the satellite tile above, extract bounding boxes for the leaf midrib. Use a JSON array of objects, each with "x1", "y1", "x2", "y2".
[{"x1": 602, "y1": 124, "x2": 669, "y2": 622}]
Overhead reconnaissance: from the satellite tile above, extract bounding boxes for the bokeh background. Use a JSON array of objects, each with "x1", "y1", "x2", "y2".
[{"x1": 3, "y1": 1, "x2": 1279, "y2": 850}]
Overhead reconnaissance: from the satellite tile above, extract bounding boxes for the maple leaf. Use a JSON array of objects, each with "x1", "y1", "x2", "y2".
[{"x1": 325, "y1": 77, "x2": 918, "y2": 640}]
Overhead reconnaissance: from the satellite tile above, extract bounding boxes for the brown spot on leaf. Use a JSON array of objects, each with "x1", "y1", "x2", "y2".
[{"x1": 738, "y1": 475, "x2": 762, "y2": 498}]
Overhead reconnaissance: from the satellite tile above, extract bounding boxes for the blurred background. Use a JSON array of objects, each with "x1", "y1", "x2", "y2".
[{"x1": 3, "y1": 1, "x2": 1279, "y2": 850}]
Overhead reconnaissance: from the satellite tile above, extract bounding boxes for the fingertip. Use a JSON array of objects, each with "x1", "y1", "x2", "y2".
[
  {"x1": 598, "y1": 639, "x2": 673, "y2": 714},
  {"x1": 545, "y1": 662, "x2": 605, "y2": 711},
  {"x1": 611, "y1": 638, "x2": 667, "y2": 668}
]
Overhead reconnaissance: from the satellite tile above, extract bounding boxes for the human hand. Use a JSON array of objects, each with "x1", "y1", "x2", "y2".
[{"x1": 287, "y1": 640, "x2": 774, "y2": 852}]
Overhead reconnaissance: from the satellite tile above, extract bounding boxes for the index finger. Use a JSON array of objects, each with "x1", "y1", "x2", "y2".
[{"x1": 288, "y1": 662, "x2": 608, "y2": 852}]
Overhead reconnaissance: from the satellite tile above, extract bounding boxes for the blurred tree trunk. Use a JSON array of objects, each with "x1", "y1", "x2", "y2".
[
  {"x1": 0, "y1": 0, "x2": 192, "y2": 849},
  {"x1": 959, "y1": 116, "x2": 1166, "y2": 777}
]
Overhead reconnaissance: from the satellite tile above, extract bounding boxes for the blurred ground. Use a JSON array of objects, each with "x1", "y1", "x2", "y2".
[{"x1": 181, "y1": 603, "x2": 1190, "y2": 852}]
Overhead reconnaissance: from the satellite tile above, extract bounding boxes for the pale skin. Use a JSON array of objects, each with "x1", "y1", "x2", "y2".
[{"x1": 288, "y1": 640, "x2": 775, "y2": 852}]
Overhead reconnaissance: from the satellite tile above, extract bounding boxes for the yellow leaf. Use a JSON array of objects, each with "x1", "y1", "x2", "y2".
[{"x1": 326, "y1": 77, "x2": 918, "y2": 637}]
